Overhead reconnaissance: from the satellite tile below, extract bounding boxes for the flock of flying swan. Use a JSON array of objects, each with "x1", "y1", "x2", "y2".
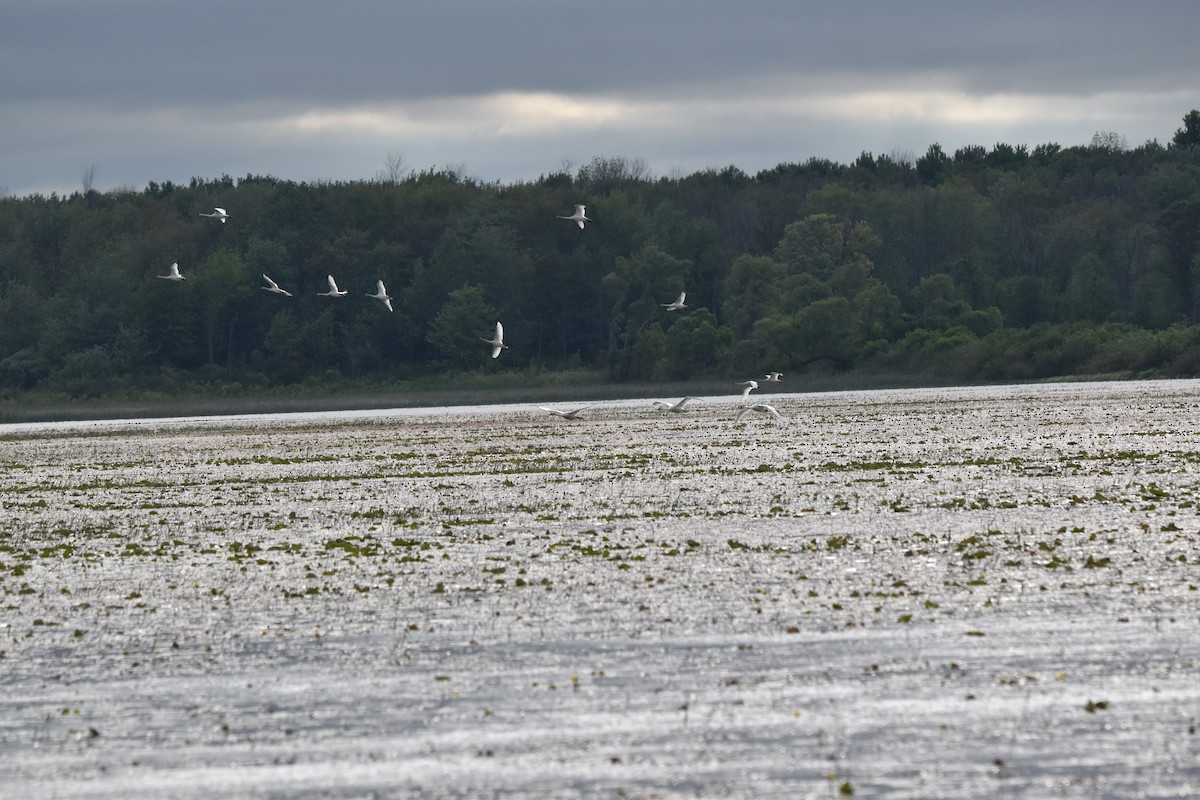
[
  {"x1": 542, "y1": 383, "x2": 783, "y2": 426},
  {"x1": 542, "y1": 369, "x2": 786, "y2": 425},
  {"x1": 186, "y1": 203, "x2": 783, "y2": 421},
  {"x1": 183, "y1": 203, "x2": 699, "y2": 359},
  {"x1": 170, "y1": 209, "x2": 395, "y2": 312}
]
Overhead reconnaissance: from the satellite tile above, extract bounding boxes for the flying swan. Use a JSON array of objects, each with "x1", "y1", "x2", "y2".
[
  {"x1": 157, "y1": 262, "x2": 185, "y2": 281},
  {"x1": 661, "y1": 292, "x2": 687, "y2": 311},
  {"x1": 558, "y1": 204, "x2": 592, "y2": 229},
  {"x1": 318, "y1": 275, "x2": 348, "y2": 297},
  {"x1": 539, "y1": 404, "x2": 595, "y2": 420},
  {"x1": 367, "y1": 279, "x2": 393, "y2": 311},
  {"x1": 735, "y1": 403, "x2": 783, "y2": 424},
  {"x1": 261, "y1": 274, "x2": 292, "y2": 296},
  {"x1": 481, "y1": 321, "x2": 508, "y2": 358},
  {"x1": 651, "y1": 396, "x2": 700, "y2": 413}
]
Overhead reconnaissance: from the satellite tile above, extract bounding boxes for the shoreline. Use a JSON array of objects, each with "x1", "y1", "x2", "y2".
[{"x1": 0, "y1": 370, "x2": 1155, "y2": 426}]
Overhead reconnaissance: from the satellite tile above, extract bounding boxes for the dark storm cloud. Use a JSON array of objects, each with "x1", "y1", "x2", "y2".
[
  {"x1": 3, "y1": 0, "x2": 1199, "y2": 195},
  {"x1": 8, "y1": 1, "x2": 1194, "y2": 101}
]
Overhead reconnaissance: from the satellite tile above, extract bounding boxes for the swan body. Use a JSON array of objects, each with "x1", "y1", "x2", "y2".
[
  {"x1": 735, "y1": 403, "x2": 783, "y2": 424},
  {"x1": 318, "y1": 275, "x2": 348, "y2": 297},
  {"x1": 157, "y1": 262, "x2": 185, "y2": 281},
  {"x1": 661, "y1": 291, "x2": 687, "y2": 311},
  {"x1": 261, "y1": 274, "x2": 291, "y2": 296},
  {"x1": 651, "y1": 396, "x2": 699, "y2": 413},
  {"x1": 558, "y1": 204, "x2": 591, "y2": 229},
  {"x1": 199, "y1": 207, "x2": 229, "y2": 223},
  {"x1": 481, "y1": 321, "x2": 508, "y2": 358},
  {"x1": 367, "y1": 279, "x2": 393, "y2": 311},
  {"x1": 539, "y1": 404, "x2": 595, "y2": 420}
]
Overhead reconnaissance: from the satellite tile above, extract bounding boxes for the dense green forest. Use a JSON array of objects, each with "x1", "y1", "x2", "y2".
[{"x1": 4, "y1": 111, "x2": 1200, "y2": 403}]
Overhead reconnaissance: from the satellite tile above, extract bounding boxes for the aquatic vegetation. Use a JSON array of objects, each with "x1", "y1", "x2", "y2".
[{"x1": 1, "y1": 382, "x2": 1199, "y2": 798}]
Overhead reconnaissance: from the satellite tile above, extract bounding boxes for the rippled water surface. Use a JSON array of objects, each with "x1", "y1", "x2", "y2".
[{"x1": 2, "y1": 381, "x2": 1199, "y2": 798}]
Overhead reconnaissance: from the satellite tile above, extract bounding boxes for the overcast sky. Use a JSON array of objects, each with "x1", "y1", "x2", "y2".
[{"x1": 3, "y1": 1, "x2": 1198, "y2": 197}]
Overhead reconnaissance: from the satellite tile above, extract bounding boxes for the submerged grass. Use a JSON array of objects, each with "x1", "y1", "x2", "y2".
[{"x1": 2, "y1": 381, "x2": 1200, "y2": 797}]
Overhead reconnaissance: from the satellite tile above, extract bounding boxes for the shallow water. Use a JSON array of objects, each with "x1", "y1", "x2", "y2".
[{"x1": 2, "y1": 381, "x2": 1199, "y2": 798}]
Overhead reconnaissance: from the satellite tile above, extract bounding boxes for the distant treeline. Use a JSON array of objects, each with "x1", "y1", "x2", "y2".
[{"x1": 3, "y1": 111, "x2": 1200, "y2": 400}]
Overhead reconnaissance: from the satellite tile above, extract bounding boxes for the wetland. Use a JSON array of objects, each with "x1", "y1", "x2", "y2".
[{"x1": 2, "y1": 381, "x2": 1199, "y2": 798}]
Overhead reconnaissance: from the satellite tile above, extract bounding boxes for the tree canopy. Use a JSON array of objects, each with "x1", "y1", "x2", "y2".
[{"x1": 4, "y1": 112, "x2": 1200, "y2": 401}]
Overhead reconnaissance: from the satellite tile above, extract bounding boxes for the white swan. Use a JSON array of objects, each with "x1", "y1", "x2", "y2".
[
  {"x1": 737, "y1": 380, "x2": 758, "y2": 400},
  {"x1": 481, "y1": 321, "x2": 508, "y2": 358},
  {"x1": 735, "y1": 403, "x2": 783, "y2": 424},
  {"x1": 661, "y1": 291, "x2": 687, "y2": 311},
  {"x1": 157, "y1": 262, "x2": 185, "y2": 281},
  {"x1": 261, "y1": 274, "x2": 292, "y2": 296},
  {"x1": 318, "y1": 275, "x2": 348, "y2": 297},
  {"x1": 651, "y1": 396, "x2": 699, "y2": 413},
  {"x1": 558, "y1": 204, "x2": 591, "y2": 229},
  {"x1": 539, "y1": 404, "x2": 595, "y2": 420},
  {"x1": 763, "y1": 372, "x2": 782, "y2": 383},
  {"x1": 367, "y1": 279, "x2": 393, "y2": 311},
  {"x1": 199, "y1": 207, "x2": 229, "y2": 223}
]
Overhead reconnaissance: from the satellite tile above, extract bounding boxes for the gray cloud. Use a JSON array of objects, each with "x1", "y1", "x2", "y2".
[{"x1": 3, "y1": 1, "x2": 1199, "y2": 195}]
